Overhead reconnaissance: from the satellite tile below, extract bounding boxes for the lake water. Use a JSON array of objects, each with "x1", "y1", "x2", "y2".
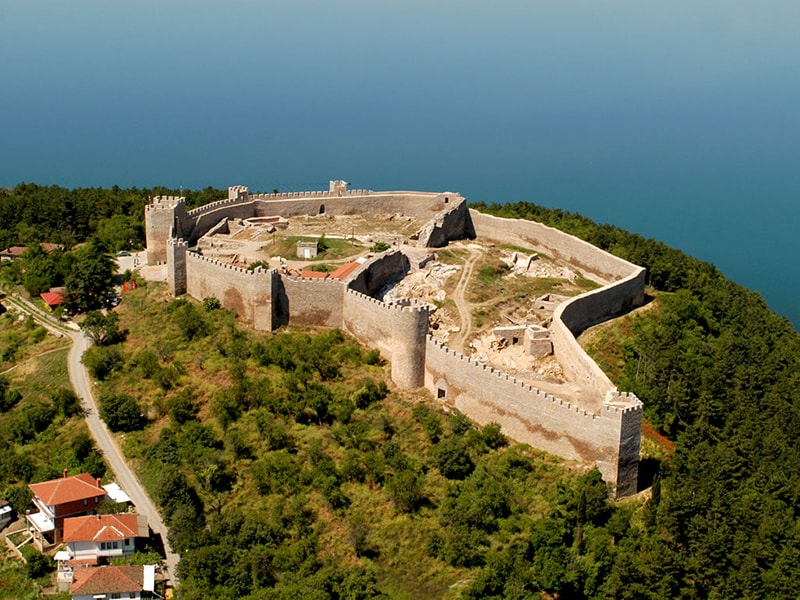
[{"x1": 1, "y1": 1, "x2": 797, "y2": 328}]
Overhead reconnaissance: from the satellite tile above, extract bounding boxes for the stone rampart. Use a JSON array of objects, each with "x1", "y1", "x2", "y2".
[
  {"x1": 469, "y1": 210, "x2": 636, "y2": 282},
  {"x1": 470, "y1": 209, "x2": 646, "y2": 396},
  {"x1": 185, "y1": 253, "x2": 274, "y2": 330},
  {"x1": 416, "y1": 196, "x2": 475, "y2": 247},
  {"x1": 187, "y1": 200, "x2": 261, "y2": 245},
  {"x1": 550, "y1": 269, "x2": 647, "y2": 396},
  {"x1": 348, "y1": 250, "x2": 410, "y2": 297},
  {"x1": 424, "y1": 336, "x2": 642, "y2": 496},
  {"x1": 176, "y1": 190, "x2": 470, "y2": 247},
  {"x1": 342, "y1": 290, "x2": 429, "y2": 389},
  {"x1": 167, "y1": 238, "x2": 188, "y2": 296},
  {"x1": 276, "y1": 276, "x2": 346, "y2": 329}
]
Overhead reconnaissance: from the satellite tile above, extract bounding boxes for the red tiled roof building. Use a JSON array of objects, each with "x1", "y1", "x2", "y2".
[{"x1": 27, "y1": 471, "x2": 106, "y2": 548}]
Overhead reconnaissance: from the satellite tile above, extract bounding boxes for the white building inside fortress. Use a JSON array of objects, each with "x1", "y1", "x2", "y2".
[{"x1": 145, "y1": 182, "x2": 645, "y2": 497}]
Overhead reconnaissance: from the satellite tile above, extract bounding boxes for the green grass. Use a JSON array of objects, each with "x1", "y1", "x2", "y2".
[
  {"x1": 8, "y1": 348, "x2": 70, "y2": 402},
  {"x1": 268, "y1": 235, "x2": 363, "y2": 261}
]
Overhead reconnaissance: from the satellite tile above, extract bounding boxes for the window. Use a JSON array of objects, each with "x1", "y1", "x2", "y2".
[
  {"x1": 437, "y1": 388, "x2": 446, "y2": 399},
  {"x1": 83, "y1": 499, "x2": 88, "y2": 506},
  {"x1": 111, "y1": 594, "x2": 121, "y2": 599}
]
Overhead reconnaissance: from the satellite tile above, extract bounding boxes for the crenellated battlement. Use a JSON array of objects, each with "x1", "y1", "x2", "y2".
[
  {"x1": 146, "y1": 181, "x2": 645, "y2": 496},
  {"x1": 344, "y1": 288, "x2": 429, "y2": 315},
  {"x1": 250, "y1": 188, "x2": 373, "y2": 200},
  {"x1": 427, "y1": 336, "x2": 603, "y2": 420},
  {"x1": 185, "y1": 251, "x2": 272, "y2": 276},
  {"x1": 187, "y1": 196, "x2": 253, "y2": 218},
  {"x1": 602, "y1": 390, "x2": 644, "y2": 414}
]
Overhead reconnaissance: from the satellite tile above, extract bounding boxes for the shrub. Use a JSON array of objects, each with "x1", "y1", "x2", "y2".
[
  {"x1": 435, "y1": 437, "x2": 475, "y2": 480},
  {"x1": 82, "y1": 345, "x2": 123, "y2": 380},
  {"x1": 98, "y1": 392, "x2": 144, "y2": 432},
  {"x1": 21, "y1": 546, "x2": 54, "y2": 579},
  {"x1": 203, "y1": 297, "x2": 221, "y2": 312}
]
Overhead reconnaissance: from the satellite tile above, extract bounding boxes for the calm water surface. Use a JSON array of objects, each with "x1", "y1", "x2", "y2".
[{"x1": 1, "y1": 1, "x2": 797, "y2": 327}]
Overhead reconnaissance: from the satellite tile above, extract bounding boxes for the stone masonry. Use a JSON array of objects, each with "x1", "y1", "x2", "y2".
[{"x1": 145, "y1": 182, "x2": 644, "y2": 496}]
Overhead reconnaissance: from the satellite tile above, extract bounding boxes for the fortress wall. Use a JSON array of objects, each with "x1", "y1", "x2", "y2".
[
  {"x1": 425, "y1": 337, "x2": 641, "y2": 494},
  {"x1": 187, "y1": 200, "x2": 261, "y2": 244},
  {"x1": 550, "y1": 268, "x2": 647, "y2": 395},
  {"x1": 185, "y1": 253, "x2": 274, "y2": 330},
  {"x1": 416, "y1": 196, "x2": 475, "y2": 247},
  {"x1": 276, "y1": 276, "x2": 346, "y2": 329},
  {"x1": 167, "y1": 238, "x2": 188, "y2": 296},
  {"x1": 469, "y1": 210, "x2": 636, "y2": 281},
  {"x1": 342, "y1": 290, "x2": 429, "y2": 389},
  {"x1": 470, "y1": 209, "x2": 646, "y2": 396},
  {"x1": 348, "y1": 250, "x2": 410, "y2": 296},
  {"x1": 251, "y1": 192, "x2": 461, "y2": 221}
]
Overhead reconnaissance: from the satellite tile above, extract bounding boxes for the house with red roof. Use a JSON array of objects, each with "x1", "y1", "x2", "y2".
[
  {"x1": 40, "y1": 289, "x2": 67, "y2": 310},
  {"x1": 329, "y1": 261, "x2": 362, "y2": 281},
  {"x1": 27, "y1": 471, "x2": 107, "y2": 548},
  {"x1": 70, "y1": 564, "x2": 157, "y2": 600},
  {"x1": 300, "y1": 269, "x2": 329, "y2": 279},
  {"x1": 63, "y1": 513, "x2": 150, "y2": 565}
]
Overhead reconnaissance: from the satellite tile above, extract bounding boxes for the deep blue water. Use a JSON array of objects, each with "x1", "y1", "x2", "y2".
[{"x1": 1, "y1": 1, "x2": 797, "y2": 328}]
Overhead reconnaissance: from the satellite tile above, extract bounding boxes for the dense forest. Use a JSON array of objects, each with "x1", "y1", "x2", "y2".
[
  {"x1": 473, "y1": 201, "x2": 800, "y2": 598},
  {"x1": 0, "y1": 183, "x2": 226, "y2": 251},
  {"x1": 1, "y1": 185, "x2": 799, "y2": 598}
]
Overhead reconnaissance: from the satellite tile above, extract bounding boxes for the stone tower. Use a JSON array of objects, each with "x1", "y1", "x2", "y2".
[{"x1": 145, "y1": 195, "x2": 187, "y2": 265}]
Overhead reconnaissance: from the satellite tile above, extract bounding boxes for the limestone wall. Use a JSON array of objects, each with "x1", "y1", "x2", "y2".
[
  {"x1": 167, "y1": 238, "x2": 187, "y2": 296},
  {"x1": 187, "y1": 200, "x2": 261, "y2": 244},
  {"x1": 469, "y1": 210, "x2": 636, "y2": 281},
  {"x1": 342, "y1": 290, "x2": 429, "y2": 389},
  {"x1": 470, "y1": 209, "x2": 646, "y2": 396},
  {"x1": 424, "y1": 337, "x2": 642, "y2": 495},
  {"x1": 550, "y1": 269, "x2": 647, "y2": 396},
  {"x1": 185, "y1": 253, "x2": 274, "y2": 330},
  {"x1": 416, "y1": 196, "x2": 475, "y2": 247},
  {"x1": 348, "y1": 250, "x2": 410, "y2": 296},
  {"x1": 250, "y1": 191, "x2": 460, "y2": 221},
  {"x1": 276, "y1": 276, "x2": 346, "y2": 329}
]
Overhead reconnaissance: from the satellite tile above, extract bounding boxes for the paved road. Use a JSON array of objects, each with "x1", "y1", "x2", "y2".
[
  {"x1": 2, "y1": 290, "x2": 180, "y2": 586},
  {"x1": 67, "y1": 331, "x2": 180, "y2": 586}
]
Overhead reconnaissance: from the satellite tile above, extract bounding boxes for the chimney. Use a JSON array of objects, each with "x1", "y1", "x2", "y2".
[
  {"x1": 63, "y1": 469, "x2": 68, "y2": 478},
  {"x1": 97, "y1": 478, "x2": 102, "y2": 489}
]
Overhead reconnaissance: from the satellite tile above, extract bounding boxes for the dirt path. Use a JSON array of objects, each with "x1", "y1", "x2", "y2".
[{"x1": 449, "y1": 245, "x2": 482, "y2": 353}]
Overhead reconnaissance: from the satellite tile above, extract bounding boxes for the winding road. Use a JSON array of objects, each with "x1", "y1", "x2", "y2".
[{"x1": 3, "y1": 291, "x2": 179, "y2": 586}]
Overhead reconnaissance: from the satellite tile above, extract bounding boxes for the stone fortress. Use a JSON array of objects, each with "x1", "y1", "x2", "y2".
[{"x1": 145, "y1": 182, "x2": 645, "y2": 497}]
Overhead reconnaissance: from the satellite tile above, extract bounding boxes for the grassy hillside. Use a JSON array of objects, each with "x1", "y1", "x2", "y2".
[{"x1": 93, "y1": 282, "x2": 631, "y2": 599}]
